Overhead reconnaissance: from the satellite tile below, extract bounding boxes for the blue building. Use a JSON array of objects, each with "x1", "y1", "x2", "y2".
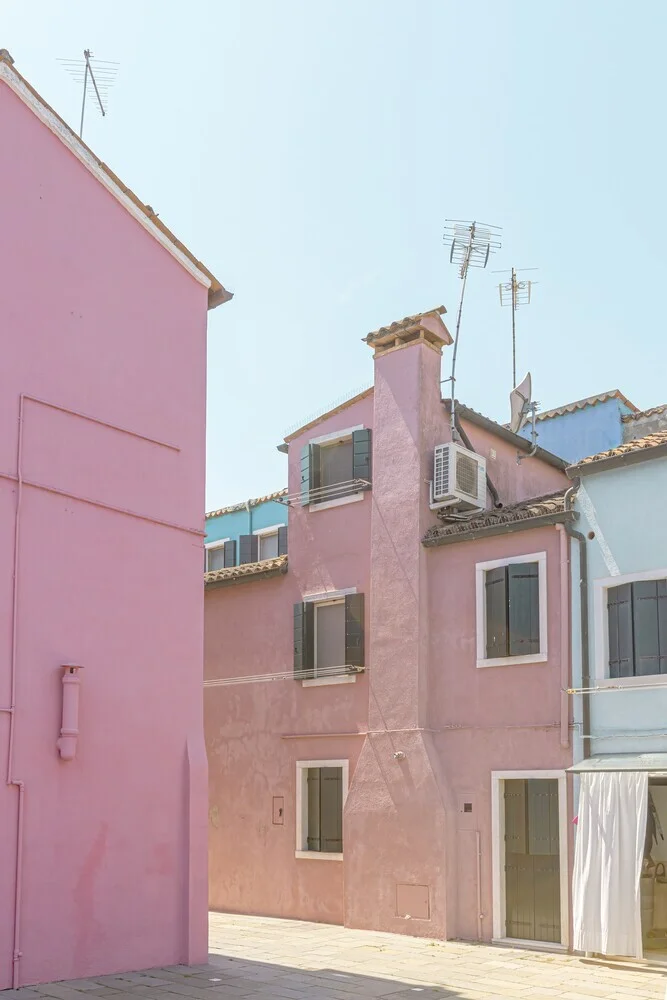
[
  {"x1": 204, "y1": 489, "x2": 288, "y2": 571},
  {"x1": 566, "y1": 426, "x2": 667, "y2": 961},
  {"x1": 518, "y1": 390, "x2": 638, "y2": 464}
]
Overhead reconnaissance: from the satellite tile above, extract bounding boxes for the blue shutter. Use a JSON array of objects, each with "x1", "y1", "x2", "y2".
[
  {"x1": 607, "y1": 583, "x2": 634, "y2": 677},
  {"x1": 508, "y1": 563, "x2": 540, "y2": 657},
  {"x1": 633, "y1": 579, "x2": 667, "y2": 676}
]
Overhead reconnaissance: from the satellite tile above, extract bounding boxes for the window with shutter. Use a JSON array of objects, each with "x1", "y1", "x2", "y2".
[
  {"x1": 344, "y1": 593, "x2": 365, "y2": 668},
  {"x1": 607, "y1": 578, "x2": 667, "y2": 678},
  {"x1": 277, "y1": 525, "x2": 288, "y2": 556},
  {"x1": 305, "y1": 428, "x2": 373, "y2": 507},
  {"x1": 301, "y1": 765, "x2": 344, "y2": 855},
  {"x1": 206, "y1": 544, "x2": 227, "y2": 572},
  {"x1": 478, "y1": 554, "x2": 546, "y2": 665}
]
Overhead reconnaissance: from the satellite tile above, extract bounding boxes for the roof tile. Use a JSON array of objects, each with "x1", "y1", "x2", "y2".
[
  {"x1": 204, "y1": 554, "x2": 288, "y2": 586},
  {"x1": 423, "y1": 490, "x2": 569, "y2": 545},
  {"x1": 206, "y1": 489, "x2": 287, "y2": 520},
  {"x1": 571, "y1": 430, "x2": 667, "y2": 468},
  {"x1": 535, "y1": 390, "x2": 637, "y2": 421},
  {"x1": 621, "y1": 403, "x2": 667, "y2": 423}
]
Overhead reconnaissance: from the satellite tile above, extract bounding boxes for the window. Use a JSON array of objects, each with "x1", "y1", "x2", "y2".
[
  {"x1": 205, "y1": 539, "x2": 235, "y2": 572},
  {"x1": 296, "y1": 759, "x2": 348, "y2": 860},
  {"x1": 301, "y1": 427, "x2": 372, "y2": 508},
  {"x1": 476, "y1": 552, "x2": 548, "y2": 667},
  {"x1": 239, "y1": 525, "x2": 287, "y2": 564},
  {"x1": 293, "y1": 592, "x2": 364, "y2": 681},
  {"x1": 607, "y1": 578, "x2": 667, "y2": 678}
]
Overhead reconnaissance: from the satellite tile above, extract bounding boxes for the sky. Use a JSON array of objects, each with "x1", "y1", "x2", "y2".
[{"x1": 3, "y1": 1, "x2": 666, "y2": 510}]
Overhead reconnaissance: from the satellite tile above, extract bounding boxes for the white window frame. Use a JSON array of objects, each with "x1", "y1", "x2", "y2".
[
  {"x1": 253, "y1": 523, "x2": 283, "y2": 561},
  {"x1": 491, "y1": 769, "x2": 569, "y2": 950},
  {"x1": 308, "y1": 424, "x2": 366, "y2": 513},
  {"x1": 295, "y1": 759, "x2": 349, "y2": 861},
  {"x1": 593, "y1": 567, "x2": 667, "y2": 689},
  {"x1": 301, "y1": 588, "x2": 358, "y2": 687},
  {"x1": 476, "y1": 551, "x2": 548, "y2": 668},
  {"x1": 204, "y1": 537, "x2": 230, "y2": 572}
]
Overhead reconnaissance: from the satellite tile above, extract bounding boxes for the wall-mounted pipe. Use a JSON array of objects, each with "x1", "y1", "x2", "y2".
[
  {"x1": 564, "y1": 481, "x2": 590, "y2": 760},
  {"x1": 475, "y1": 829, "x2": 483, "y2": 941},
  {"x1": 57, "y1": 666, "x2": 83, "y2": 761},
  {"x1": 556, "y1": 524, "x2": 571, "y2": 749}
]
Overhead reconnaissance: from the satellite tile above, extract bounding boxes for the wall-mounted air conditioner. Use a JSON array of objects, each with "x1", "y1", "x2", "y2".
[{"x1": 430, "y1": 442, "x2": 487, "y2": 511}]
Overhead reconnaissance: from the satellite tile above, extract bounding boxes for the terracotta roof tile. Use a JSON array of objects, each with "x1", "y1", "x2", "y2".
[
  {"x1": 570, "y1": 430, "x2": 667, "y2": 469},
  {"x1": 206, "y1": 489, "x2": 287, "y2": 520},
  {"x1": 535, "y1": 390, "x2": 638, "y2": 421},
  {"x1": 204, "y1": 554, "x2": 288, "y2": 587},
  {"x1": 621, "y1": 403, "x2": 667, "y2": 423},
  {"x1": 365, "y1": 306, "x2": 447, "y2": 341},
  {"x1": 423, "y1": 490, "x2": 570, "y2": 546}
]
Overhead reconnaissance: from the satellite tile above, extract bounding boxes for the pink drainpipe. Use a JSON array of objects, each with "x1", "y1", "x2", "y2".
[{"x1": 57, "y1": 666, "x2": 83, "y2": 760}]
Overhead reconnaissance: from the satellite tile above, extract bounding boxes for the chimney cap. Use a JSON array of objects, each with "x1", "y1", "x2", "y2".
[{"x1": 364, "y1": 306, "x2": 452, "y2": 358}]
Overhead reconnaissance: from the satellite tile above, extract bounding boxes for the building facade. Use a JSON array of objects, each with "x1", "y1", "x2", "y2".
[
  {"x1": 518, "y1": 391, "x2": 637, "y2": 464},
  {"x1": 205, "y1": 307, "x2": 590, "y2": 945},
  {"x1": 0, "y1": 52, "x2": 230, "y2": 988},
  {"x1": 205, "y1": 492, "x2": 288, "y2": 572}
]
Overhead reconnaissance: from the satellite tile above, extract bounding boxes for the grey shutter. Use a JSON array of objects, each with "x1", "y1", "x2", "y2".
[
  {"x1": 504, "y1": 779, "x2": 527, "y2": 854},
  {"x1": 508, "y1": 562, "x2": 540, "y2": 657},
  {"x1": 223, "y1": 540, "x2": 236, "y2": 568},
  {"x1": 238, "y1": 534, "x2": 258, "y2": 564},
  {"x1": 633, "y1": 579, "x2": 667, "y2": 676},
  {"x1": 352, "y1": 429, "x2": 372, "y2": 488},
  {"x1": 293, "y1": 602, "x2": 315, "y2": 679},
  {"x1": 485, "y1": 567, "x2": 508, "y2": 658},
  {"x1": 527, "y1": 779, "x2": 559, "y2": 856},
  {"x1": 320, "y1": 767, "x2": 343, "y2": 853},
  {"x1": 607, "y1": 583, "x2": 634, "y2": 677},
  {"x1": 277, "y1": 525, "x2": 288, "y2": 556},
  {"x1": 300, "y1": 443, "x2": 321, "y2": 506},
  {"x1": 344, "y1": 593, "x2": 365, "y2": 668},
  {"x1": 307, "y1": 769, "x2": 321, "y2": 850}
]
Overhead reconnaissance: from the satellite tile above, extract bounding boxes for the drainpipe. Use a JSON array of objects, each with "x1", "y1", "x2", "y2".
[
  {"x1": 564, "y1": 481, "x2": 590, "y2": 760},
  {"x1": 453, "y1": 414, "x2": 503, "y2": 509},
  {"x1": 556, "y1": 524, "x2": 570, "y2": 749},
  {"x1": 246, "y1": 499, "x2": 252, "y2": 535}
]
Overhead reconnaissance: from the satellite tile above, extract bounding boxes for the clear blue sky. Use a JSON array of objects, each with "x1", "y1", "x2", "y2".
[{"x1": 4, "y1": 1, "x2": 665, "y2": 510}]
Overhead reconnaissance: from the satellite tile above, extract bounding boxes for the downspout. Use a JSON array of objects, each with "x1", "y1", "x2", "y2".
[
  {"x1": 246, "y1": 499, "x2": 252, "y2": 535},
  {"x1": 3, "y1": 394, "x2": 27, "y2": 987},
  {"x1": 564, "y1": 480, "x2": 590, "y2": 760},
  {"x1": 556, "y1": 523, "x2": 570, "y2": 749},
  {"x1": 453, "y1": 414, "x2": 503, "y2": 509}
]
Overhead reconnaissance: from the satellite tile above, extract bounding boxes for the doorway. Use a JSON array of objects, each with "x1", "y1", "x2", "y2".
[{"x1": 492, "y1": 770, "x2": 568, "y2": 947}]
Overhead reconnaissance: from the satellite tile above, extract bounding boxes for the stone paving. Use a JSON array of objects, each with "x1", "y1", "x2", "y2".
[{"x1": 6, "y1": 912, "x2": 667, "y2": 1000}]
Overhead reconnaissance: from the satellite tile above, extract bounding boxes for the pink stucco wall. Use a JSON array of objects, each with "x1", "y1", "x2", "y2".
[
  {"x1": 206, "y1": 321, "x2": 572, "y2": 943},
  {"x1": 0, "y1": 77, "x2": 211, "y2": 986}
]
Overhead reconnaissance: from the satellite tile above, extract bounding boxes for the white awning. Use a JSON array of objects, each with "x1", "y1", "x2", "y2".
[{"x1": 569, "y1": 753, "x2": 667, "y2": 773}]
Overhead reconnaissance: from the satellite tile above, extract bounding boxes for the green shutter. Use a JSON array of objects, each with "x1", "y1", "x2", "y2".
[
  {"x1": 607, "y1": 583, "x2": 634, "y2": 677},
  {"x1": 633, "y1": 579, "x2": 667, "y2": 677},
  {"x1": 527, "y1": 779, "x2": 559, "y2": 856},
  {"x1": 319, "y1": 767, "x2": 343, "y2": 853},
  {"x1": 223, "y1": 540, "x2": 236, "y2": 568},
  {"x1": 293, "y1": 602, "x2": 315, "y2": 679},
  {"x1": 352, "y1": 429, "x2": 372, "y2": 488},
  {"x1": 508, "y1": 562, "x2": 540, "y2": 657},
  {"x1": 344, "y1": 593, "x2": 365, "y2": 668},
  {"x1": 300, "y1": 443, "x2": 321, "y2": 505},
  {"x1": 277, "y1": 525, "x2": 288, "y2": 556},
  {"x1": 238, "y1": 534, "x2": 258, "y2": 564},
  {"x1": 485, "y1": 567, "x2": 508, "y2": 658},
  {"x1": 504, "y1": 779, "x2": 527, "y2": 854},
  {"x1": 307, "y1": 769, "x2": 321, "y2": 850}
]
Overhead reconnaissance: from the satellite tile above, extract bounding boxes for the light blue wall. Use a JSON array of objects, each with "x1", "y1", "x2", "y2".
[
  {"x1": 205, "y1": 499, "x2": 287, "y2": 547},
  {"x1": 571, "y1": 456, "x2": 667, "y2": 761},
  {"x1": 519, "y1": 398, "x2": 632, "y2": 464}
]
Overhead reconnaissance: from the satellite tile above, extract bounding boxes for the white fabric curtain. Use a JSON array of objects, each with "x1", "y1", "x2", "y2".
[{"x1": 573, "y1": 771, "x2": 648, "y2": 958}]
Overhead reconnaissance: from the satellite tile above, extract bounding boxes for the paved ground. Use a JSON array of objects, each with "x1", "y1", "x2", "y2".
[{"x1": 7, "y1": 912, "x2": 667, "y2": 1000}]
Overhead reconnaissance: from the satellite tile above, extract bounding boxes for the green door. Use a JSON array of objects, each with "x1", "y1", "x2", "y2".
[{"x1": 504, "y1": 779, "x2": 561, "y2": 943}]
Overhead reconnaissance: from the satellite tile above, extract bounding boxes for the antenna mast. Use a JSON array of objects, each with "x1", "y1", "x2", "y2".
[
  {"x1": 443, "y1": 220, "x2": 501, "y2": 435},
  {"x1": 58, "y1": 50, "x2": 119, "y2": 139},
  {"x1": 494, "y1": 267, "x2": 538, "y2": 388}
]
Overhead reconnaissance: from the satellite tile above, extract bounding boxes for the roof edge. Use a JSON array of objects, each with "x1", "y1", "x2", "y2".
[
  {"x1": 283, "y1": 387, "x2": 374, "y2": 444},
  {"x1": 423, "y1": 509, "x2": 575, "y2": 548},
  {"x1": 206, "y1": 488, "x2": 288, "y2": 520},
  {"x1": 0, "y1": 55, "x2": 231, "y2": 311},
  {"x1": 535, "y1": 390, "x2": 638, "y2": 422},
  {"x1": 448, "y1": 402, "x2": 568, "y2": 470},
  {"x1": 567, "y1": 440, "x2": 667, "y2": 478},
  {"x1": 204, "y1": 555, "x2": 288, "y2": 588}
]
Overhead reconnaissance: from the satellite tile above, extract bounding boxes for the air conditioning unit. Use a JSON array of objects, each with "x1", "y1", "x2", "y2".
[{"x1": 430, "y1": 442, "x2": 487, "y2": 510}]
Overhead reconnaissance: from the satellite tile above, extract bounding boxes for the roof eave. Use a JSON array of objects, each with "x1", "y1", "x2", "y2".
[
  {"x1": 568, "y1": 441, "x2": 667, "y2": 478},
  {"x1": 422, "y1": 510, "x2": 576, "y2": 548},
  {"x1": 204, "y1": 560, "x2": 288, "y2": 589}
]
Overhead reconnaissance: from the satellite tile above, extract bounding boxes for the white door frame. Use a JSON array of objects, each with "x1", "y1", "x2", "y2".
[{"x1": 491, "y1": 769, "x2": 569, "y2": 949}]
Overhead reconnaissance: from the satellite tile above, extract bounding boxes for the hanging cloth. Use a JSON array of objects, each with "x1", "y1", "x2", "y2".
[{"x1": 573, "y1": 770, "x2": 648, "y2": 959}]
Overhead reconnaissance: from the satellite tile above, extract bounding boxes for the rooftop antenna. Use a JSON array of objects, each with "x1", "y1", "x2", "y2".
[
  {"x1": 57, "y1": 50, "x2": 119, "y2": 139},
  {"x1": 443, "y1": 220, "x2": 502, "y2": 436},
  {"x1": 493, "y1": 267, "x2": 538, "y2": 388}
]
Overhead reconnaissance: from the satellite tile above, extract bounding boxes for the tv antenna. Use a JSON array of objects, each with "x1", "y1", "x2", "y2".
[
  {"x1": 493, "y1": 267, "x2": 538, "y2": 388},
  {"x1": 443, "y1": 220, "x2": 502, "y2": 435},
  {"x1": 58, "y1": 50, "x2": 119, "y2": 139},
  {"x1": 509, "y1": 371, "x2": 539, "y2": 463}
]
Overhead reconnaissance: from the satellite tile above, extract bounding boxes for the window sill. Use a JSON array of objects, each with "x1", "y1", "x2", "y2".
[
  {"x1": 302, "y1": 674, "x2": 357, "y2": 688},
  {"x1": 295, "y1": 851, "x2": 343, "y2": 861},
  {"x1": 309, "y1": 492, "x2": 365, "y2": 513},
  {"x1": 596, "y1": 675, "x2": 667, "y2": 690},
  {"x1": 477, "y1": 652, "x2": 548, "y2": 669}
]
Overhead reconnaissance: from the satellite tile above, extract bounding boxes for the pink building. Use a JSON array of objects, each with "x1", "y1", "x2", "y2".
[
  {"x1": 206, "y1": 307, "x2": 578, "y2": 947},
  {"x1": 0, "y1": 52, "x2": 230, "y2": 989}
]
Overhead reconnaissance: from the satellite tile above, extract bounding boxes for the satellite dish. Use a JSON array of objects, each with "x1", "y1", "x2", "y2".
[{"x1": 510, "y1": 372, "x2": 532, "y2": 434}]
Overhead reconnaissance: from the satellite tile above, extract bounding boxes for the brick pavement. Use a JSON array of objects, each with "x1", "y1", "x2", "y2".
[{"x1": 4, "y1": 912, "x2": 667, "y2": 1000}]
